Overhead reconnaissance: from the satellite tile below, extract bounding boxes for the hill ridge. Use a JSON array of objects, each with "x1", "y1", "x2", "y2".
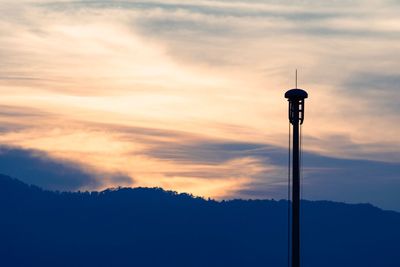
[{"x1": 0, "y1": 173, "x2": 399, "y2": 267}]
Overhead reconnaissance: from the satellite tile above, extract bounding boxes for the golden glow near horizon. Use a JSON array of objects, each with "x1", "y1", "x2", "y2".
[{"x1": 0, "y1": 1, "x2": 400, "y2": 207}]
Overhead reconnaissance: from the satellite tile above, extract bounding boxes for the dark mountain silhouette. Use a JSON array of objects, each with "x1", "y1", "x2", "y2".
[{"x1": 0, "y1": 174, "x2": 399, "y2": 267}]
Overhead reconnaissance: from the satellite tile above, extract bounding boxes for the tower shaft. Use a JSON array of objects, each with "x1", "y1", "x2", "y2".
[
  {"x1": 284, "y1": 87, "x2": 307, "y2": 267},
  {"x1": 291, "y1": 100, "x2": 300, "y2": 267}
]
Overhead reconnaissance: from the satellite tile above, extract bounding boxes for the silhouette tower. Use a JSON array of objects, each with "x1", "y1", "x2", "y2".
[{"x1": 285, "y1": 74, "x2": 308, "y2": 267}]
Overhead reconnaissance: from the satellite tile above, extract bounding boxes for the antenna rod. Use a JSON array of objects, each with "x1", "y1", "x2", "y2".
[{"x1": 285, "y1": 87, "x2": 308, "y2": 267}]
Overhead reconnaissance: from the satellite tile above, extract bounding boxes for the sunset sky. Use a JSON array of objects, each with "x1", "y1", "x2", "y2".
[{"x1": 0, "y1": 0, "x2": 399, "y2": 210}]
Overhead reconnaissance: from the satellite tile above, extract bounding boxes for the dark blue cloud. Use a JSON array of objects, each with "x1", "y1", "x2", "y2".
[
  {"x1": 0, "y1": 146, "x2": 132, "y2": 191},
  {"x1": 344, "y1": 72, "x2": 400, "y2": 93},
  {"x1": 342, "y1": 72, "x2": 400, "y2": 113},
  {"x1": 38, "y1": 1, "x2": 400, "y2": 41},
  {"x1": 143, "y1": 138, "x2": 400, "y2": 211},
  {"x1": 39, "y1": 1, "x2": 339, "y2": 19}
]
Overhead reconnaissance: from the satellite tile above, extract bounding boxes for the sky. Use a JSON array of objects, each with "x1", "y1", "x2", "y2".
[{"x1": 0, "y1": 0, "x2": 399, "y2": 210}]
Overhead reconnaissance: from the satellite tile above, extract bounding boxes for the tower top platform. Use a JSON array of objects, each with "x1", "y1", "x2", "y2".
[{"x1": 285, "y1": 89, "x2": 308, "y2": 100}]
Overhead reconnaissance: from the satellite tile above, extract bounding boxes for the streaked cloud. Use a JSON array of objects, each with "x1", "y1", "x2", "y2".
[{"x1": 0, "y1": 0, "x2": 399, "y2": 210}]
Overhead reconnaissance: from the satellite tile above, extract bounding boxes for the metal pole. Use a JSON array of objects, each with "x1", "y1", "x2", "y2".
[
  {"x1": 285, "y1": 88, "x2": 307, "y2": 267},
  {"x1": 292, "y1": 100, "x2": 300, "y2": 267}
]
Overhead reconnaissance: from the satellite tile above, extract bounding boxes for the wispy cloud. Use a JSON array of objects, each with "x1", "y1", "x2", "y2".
[{"x1": 0, "y1": 0, "x2": 399, "y2": 210}]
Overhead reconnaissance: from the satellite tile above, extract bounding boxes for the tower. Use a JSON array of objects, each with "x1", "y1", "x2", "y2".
[{"x1": 285, "y1": 86, "x2": 308, "y2": 267}]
